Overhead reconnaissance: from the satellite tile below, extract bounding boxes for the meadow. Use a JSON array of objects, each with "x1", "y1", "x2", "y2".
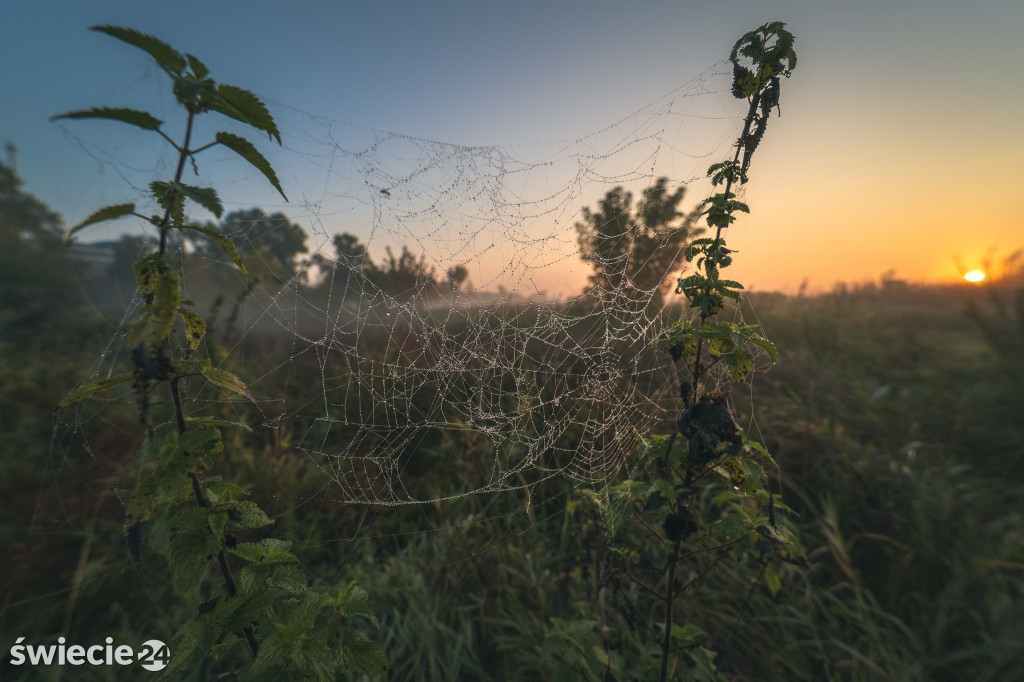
[
  {"x1": 3, "y1": 22, "x2": 1021, "y2": 679},
  {"x1": 3, "y1": 228, "x2": 1022, "y2": 680}
]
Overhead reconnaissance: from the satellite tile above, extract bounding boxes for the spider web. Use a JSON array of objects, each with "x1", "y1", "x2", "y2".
[{"x1": 64, "y1": 59, "x2": 762, "y2": 507}]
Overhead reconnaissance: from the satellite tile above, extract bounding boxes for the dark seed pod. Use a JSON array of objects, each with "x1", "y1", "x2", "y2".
[
  {"x1": 676, "y1": 397, "x2": 742, "y2": 466},
  {"x1": 663, "y1": 511, "x2": 695, "y2": 542}
]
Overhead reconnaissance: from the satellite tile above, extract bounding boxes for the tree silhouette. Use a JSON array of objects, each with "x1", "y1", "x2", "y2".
[
  {"x1": 575, "y1": 177, "x2": 700, "y2": 305},
  {"x1": 218, "y1": 208, "x2": 308, "y2": 283},
  {"x1": 446, "y1": 264, "x2": 469, "y2": 292},
  {"x1": 333, "y1": 232, "x2": 372, "y2": 271},
  {"x1": 370, "y1": 245, "x2": 439, "y2": 298}
]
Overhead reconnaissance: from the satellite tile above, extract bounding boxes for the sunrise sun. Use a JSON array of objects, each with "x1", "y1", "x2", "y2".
[{"x1": 964, "y1": 270, "x2": 986, "y2": 283}]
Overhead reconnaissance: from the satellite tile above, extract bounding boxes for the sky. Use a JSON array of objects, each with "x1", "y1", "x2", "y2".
[{"x1": 2, "y1": 0, "x2": 1022, "y2": 294}]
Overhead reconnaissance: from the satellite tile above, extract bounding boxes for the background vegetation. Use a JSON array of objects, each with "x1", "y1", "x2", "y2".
[{"x1": 2, "y1": 141, "x2": 1023, "y2": 680}]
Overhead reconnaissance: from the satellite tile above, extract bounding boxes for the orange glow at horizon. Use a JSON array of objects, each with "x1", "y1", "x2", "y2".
[{"x1": 964, "y1": 270, "x2": 986, "y2": 283}]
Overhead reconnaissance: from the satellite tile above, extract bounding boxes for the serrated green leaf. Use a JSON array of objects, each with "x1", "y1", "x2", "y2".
[
  {"x1": 201, "y1": 364, "x2": 255, "y2": 401},
  {"x1": 271, "y1": 565, "x2": 308, "y2": 595},
  {"x1": 176, "y1": 183, "x2": 223, "y2": 218},
  {"x1": 185, "y1": 53, "x2": 209, "y2": 78},
  {"x1": 181, "y1": 224, "x2": 247, "y2": 274},
  {"x1": 92, "y1": 25, "x2": 186, "y2": 74},
  {"x1": 208, "y1": 511, "x2": 228, "y2": 537},
  {"x1": 258, "y1": 538, "x2": 293, "y2": 554},
  {"x1": 180, "y1": 310, "x2": 207, "y2": 350},
  {"x1": 227, "y1": 542, "x2": 262, "y2": 564},
  {"x1": 65, "y1": 203, "x2": 136, "y2": 243},
  {"x1": 207, "y1": 84, "x2": 281, "y2": 143},
  {"x1": 177, "y1": 428, "x2": 222, "y2": 456},
  {"x1": 58, "y1": 373, "x2": 133, "y2": 407},
  {"x1": 149, "y1": 271, "x2": 182, "y2": 346},
  {"x1": 169, "y1": 531, "x2": 220, "y2": 596},
  {"x1": 231, "y1": 500, "x2": 273, "y2": 530},
  {"x1": 184, "y1": 416, "x2": 251, "y2": 432},
  {"x1": 215, "y1": 131, "x2": 286, "y2": 201},
  {"x1": 328, "y1": 581, "x2": 380, "y2": 627},
  {"x1": 132, "y1": 253, "x2": 171, "y2": 295},
  {"x1": 164, "y1": 615, "x2": 221, "y2": 676},
  {"x1": 51, "y1": 106, "x2": 162, "y2": 132},
  {"x1": 748, "y1": 335, "x2": 779, "y2": 364},
  {"x1": 204, "y1": 481, "x2": 247, "y2": 504},
  {"x1": 238, "y1": 563, "x2": 273, "y2": 596},
  {"x1": 150, "y1": 181, "x2": 184, "y2": 227}
]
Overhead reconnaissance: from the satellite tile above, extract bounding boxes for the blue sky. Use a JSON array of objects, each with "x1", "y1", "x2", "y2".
[{"x1": 3, "y1": 0, "x2": 1022, "y2": 292}]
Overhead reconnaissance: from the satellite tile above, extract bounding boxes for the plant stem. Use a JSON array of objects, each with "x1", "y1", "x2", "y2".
[
  {"x1": 659, "y1": 536, "x2": 683, "y2": 682},
  {"x1": 155, "y1": 115, "x2": 260, "y2": 659},
  {"x1": 688, "y1": 92, "x2": 762, "y2": 412},
  {"x1": 158, "y1": 109, "x2": 195, "y2": 255}
]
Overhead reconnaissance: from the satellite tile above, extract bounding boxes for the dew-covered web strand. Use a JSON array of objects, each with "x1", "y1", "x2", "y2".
[{"x1": 56, "y1": 57, "x2": 775, "y2": 515}]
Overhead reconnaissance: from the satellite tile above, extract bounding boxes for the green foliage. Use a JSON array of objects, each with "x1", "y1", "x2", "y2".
[
  {"x1": 569, "y1": 22, "x2": 797, "y2": 681},
  {"x1": 185, "y1": 223, "x2": 249, "y2": 274},
  {"x1": 51, "y1": 106, "x2": 163, "y2": 131},
  {"x1": 54, "y1": 24, "x2": 384, "y2": 677},
  {"x1": 58, "y1": 373, "x2": 134, "y2": 406},
  {"x1": 215, "y1": 132, "x2": 287, "y2": 200},
  {"x1": 64, "y1": 202, "x2": 136, "y2": 243},
  {"x1": 92, "y1": 24, "x2": 187, "y2": 74},
  {"x1": 208, "y1": 84, "x2": 282, "y2": 144}
]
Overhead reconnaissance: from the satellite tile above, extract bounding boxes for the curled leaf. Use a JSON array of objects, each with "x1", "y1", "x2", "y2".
[
  {"x1": 215, "y1": 132, "x2": 286, "y2": 201},
  {"x1": 91, "y1": 25, "x2": 186, "y2": 74},
  {"x1": 51, "y1": 107, "x2": 162, "y2": 131},
  {"x1": 182, "y1": 224, "x2": 247, "y2": 274},
  {"x1": 66, "y1": 203, "x2": 135, "y2": 244}
]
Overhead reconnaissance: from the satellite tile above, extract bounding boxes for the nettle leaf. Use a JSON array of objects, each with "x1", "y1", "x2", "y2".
[
  {"x1": 227, "y1": 542, "x2": 262, "y2": 564},
  {"x1": 51, "y1": 107, "x2": 162, "y2": 131},
  {"x1": 150, "y1": 271, "x2": 183, "y2": 346},
  {"x1": 171, "y1": 74, "x2": 217, "y2": 108},
  {"x1": 181, "y1": 224, "x2": 247, "y2": 274},
  {"x1": 230, "y1": 501, "x2": 273, "y2": 530},
  {"x1": 66, "y1": 203, "x2": 136, "y2": 243},
  {"x1": 92, "y1": 25, "x2": 185, "y2": 74},
  {"x1": 58, "y1": 373, "x2": 133, "y2": 407},
  {"x1": 749, "y1": 334, "x2": 779, "y2": 364},
  {"x1": 271, "y1": 565, "x2": 308, "y2": 595},
  {"x1": 185, "y1": 53, "x2": 209, "y2": 79},
  {"x1": 133, "y1": 253, "x2": 173, "y2": 295},
  {"x1": 327, "y1": 581, "x2": 380, "y2": 625},
  {"x1": 201, "y1": 364, "x2": 255, "y2": 401},
  {"x1": 207, "y1": 84, "x2": 281, "y2": 143},
  {"x1": 177, "y1": 428, "x2": 223, "y2": 456},
  {"x1": 215, "y1": 132, "x2": 287, "y2": 201},
  {"x1": 180, "y1": 310, "x2": 207, "y2": 350},
  {"x1": 176, "y1": 183, "x2": 223, "y2": 218},
  {"x1": 207, "y1": 511, "x2": 228, "y2": 538},
  {"x1": 150, "y1": 181, "x2": 185, "y2": 227},
  {"x1": 706, "y1": 161, "x2": 745, "y2": 187},
  {"x1": 185, "y1": 416, "x2": 251, "y2": 432},
  {"x1": 169, "y1": 531, "x2": 220, "y2": 596},
  {"x1": 204, "y1": 481, "x2": 247, "y2": 504}
]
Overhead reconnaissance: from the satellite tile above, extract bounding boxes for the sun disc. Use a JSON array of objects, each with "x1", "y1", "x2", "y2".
[{"x1": 964, "y1": 270, "x2": 985, "y2": 283}]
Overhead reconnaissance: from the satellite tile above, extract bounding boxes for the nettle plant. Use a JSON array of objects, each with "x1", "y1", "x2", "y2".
[
  {"x1": 56, "y1": 26, "x2": 386, "y2": 679},
  {"x1": 571, "y1": 23, "x2": 797, "y2": 681}
]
